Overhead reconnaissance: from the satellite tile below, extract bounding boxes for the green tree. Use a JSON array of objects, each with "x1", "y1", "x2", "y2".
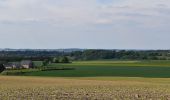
[
  {"x1": 59, "y1": 56, "x2": 69, "y2": 63},
  {"x1": 0, "y1": 64, "x2": 5, "y2": 73},
  {"x1": 42, "y1": 59, "x2": 49, "y2": 66},
  {"x1": 52, "y1": 57, "x2": 59, "y2": 63}
]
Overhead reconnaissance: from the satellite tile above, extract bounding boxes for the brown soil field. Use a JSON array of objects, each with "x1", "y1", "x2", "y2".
[{"x1": 1, "y1": 76, "x2": 170, "y2": 100}]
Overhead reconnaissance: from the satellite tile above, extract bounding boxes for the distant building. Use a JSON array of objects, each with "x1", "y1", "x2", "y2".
[
  {"x1": 20, "y1": 60, "x2": 33, "y2": 69},
  {"x1": 4, "y1": 60, "x2": 34, "y2": 69},
  {"x1": 11, "y1": 62, "x2": 21, "y2": 69},
  {"x1": 4, "y1": 62, "x2": 21, "y2": 69},
  {"x1": 3, "y1": 63, "x2": 13, "y2": 69}
]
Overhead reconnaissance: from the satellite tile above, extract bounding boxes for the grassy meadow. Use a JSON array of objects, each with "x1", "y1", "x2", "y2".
[
  {"x1": 1, "y1": 60, "x2": 170, "y2": 99},
  {"x1": 5, "y1": 60, "x2": 170, "y2": 78}
]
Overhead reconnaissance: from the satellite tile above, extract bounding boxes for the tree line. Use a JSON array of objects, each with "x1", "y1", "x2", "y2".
[
  {"x1": 0, "y1": 50, "x2": 169, "y2": 62},
  {"x1": 69, "y1": 50, "x2": 170, "y2": 60}
]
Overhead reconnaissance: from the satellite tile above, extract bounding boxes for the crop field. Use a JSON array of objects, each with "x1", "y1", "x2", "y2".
[
  {"x1": 6, "y1": 60, "x2": 170, "y2": 78},
  {"x1": 1, "y1": 76, "x2": 170, "y2": 99},
  {"x1": 1, "y1": 60, "x2": 170, "y2": 99}
]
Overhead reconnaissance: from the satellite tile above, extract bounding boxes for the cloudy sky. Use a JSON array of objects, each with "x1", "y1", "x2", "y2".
[{"x1": 0, "y1": 0, "x2": 170, "y2": 49}]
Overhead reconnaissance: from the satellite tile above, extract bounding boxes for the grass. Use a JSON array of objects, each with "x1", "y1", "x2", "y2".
[
  {"x1": 20, "y1": 66, "x2": 170, "y2": 78},
  {"x1": 4, "y1": 60, "x2": 170, "y2": 78}
]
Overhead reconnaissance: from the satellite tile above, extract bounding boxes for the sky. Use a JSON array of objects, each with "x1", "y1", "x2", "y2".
[{"x1": 0, "y1": 0, "x2": 170, "y2": 49}]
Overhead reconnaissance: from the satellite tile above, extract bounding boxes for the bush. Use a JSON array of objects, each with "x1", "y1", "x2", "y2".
[
  {"x1": 0, "y1": 64, "x2": 5, "y2": 73},
  {"x1": 52, "y1": 57, "x2": 59, "y2": 63},
  {"x1": 42, "y1": 59, "x2": 49, "y2": 66},
  {"x1": 59, "y1": 56, "x2": 69, "y2": 63}
]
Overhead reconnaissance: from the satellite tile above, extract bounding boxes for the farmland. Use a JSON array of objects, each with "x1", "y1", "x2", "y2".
[
  {"x1": 1, "y1": 60, "x2": 170, "y2": 99},
  {"x1": 1, "y1": 76, "x2": 170, "y2": 99},
  {"x1": 3, "y1": 60, "x2": 170, "y2": 78}
]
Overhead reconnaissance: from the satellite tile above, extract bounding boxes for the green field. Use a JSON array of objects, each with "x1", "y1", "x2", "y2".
[{"x1": 4, "y1": 60, "x2": 170, "y2": 78}]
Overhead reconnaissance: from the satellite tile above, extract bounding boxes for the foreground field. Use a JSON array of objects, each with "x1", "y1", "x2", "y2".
[
  {"x1": 1, "y1": 60, "x2": 170, "y2": 99},
  {"x1": 1, "y1": 76, "x2": 170, "y2": 99}
]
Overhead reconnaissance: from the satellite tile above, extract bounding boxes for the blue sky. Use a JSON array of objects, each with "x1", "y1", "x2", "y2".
[{"x1": 0, "y1": 0, "x2": 170, "y2": 49}]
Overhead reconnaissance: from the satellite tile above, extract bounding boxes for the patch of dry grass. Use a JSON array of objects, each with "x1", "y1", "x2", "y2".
[{"x1": 1, "y1": 76, "x2": 170, "y2": 100}]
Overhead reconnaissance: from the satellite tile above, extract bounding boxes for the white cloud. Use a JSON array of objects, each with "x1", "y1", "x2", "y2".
[
  {"x1": 0, "y1": 0, "x2": 170, "y2": 49},
  {"x1": 0, "y1": 0, "x2": 170, "y2": 25}
]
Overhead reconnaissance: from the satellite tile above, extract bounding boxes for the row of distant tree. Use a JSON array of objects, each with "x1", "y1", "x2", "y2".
[
  {"x1": 42, "y1": 56, "x2": 70, "y2": 66},
  {"x1": 0, "y1": 50, "x2": 170, "y2": 62},
  {"x1": 69, "y1": 50, "x2": 170, "y2": 60}
]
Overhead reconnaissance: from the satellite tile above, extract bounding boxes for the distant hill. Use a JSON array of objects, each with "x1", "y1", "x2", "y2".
[{"x1": 0, "y1": 48, "x2": 85, "y2": 52}]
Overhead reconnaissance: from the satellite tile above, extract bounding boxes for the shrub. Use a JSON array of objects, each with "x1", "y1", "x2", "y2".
[
  {"x1": 0, "y1": 64, "x2": 5, "y2": 73},
  {"x1": 59, "y1": 56, "x2": 69, "y2": 63}
]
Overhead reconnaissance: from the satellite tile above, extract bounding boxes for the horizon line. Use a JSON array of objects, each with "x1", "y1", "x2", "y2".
[{"x1": 0, "y1": 48, "x2": 170, "y2": 51}]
